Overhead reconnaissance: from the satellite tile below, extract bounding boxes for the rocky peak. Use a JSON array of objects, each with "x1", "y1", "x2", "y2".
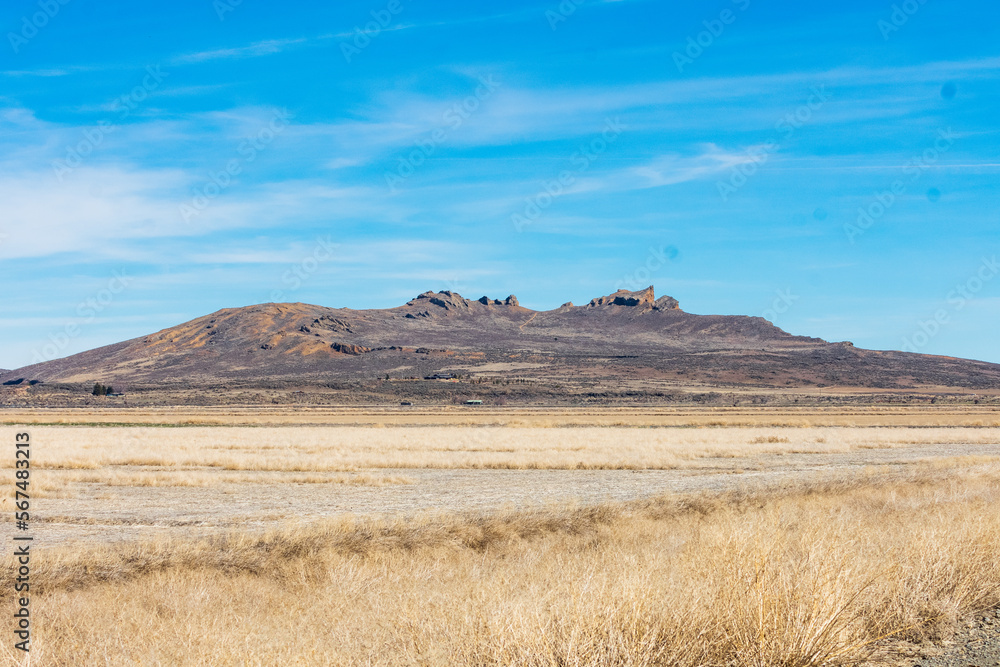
[
  {"x1": 653, "y1": 295, "x2": 680, "y2": 311},
  {"x1": 586, "y1": 287, "x2": 679, "y2": 311},
  {"x1": 588, "y1": 286, "x2": 656, "y2": 307},
  {"x1": 405, "y1": 291, "x2": 522, "y2": 313},
  {"x1": 409, "y1": 291, "x2": 472, "y2": 312}
]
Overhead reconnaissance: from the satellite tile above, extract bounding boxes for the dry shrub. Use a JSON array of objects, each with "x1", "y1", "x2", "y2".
[{"x1": 750, "y1": 435, "x2": 792, "y2": 444}]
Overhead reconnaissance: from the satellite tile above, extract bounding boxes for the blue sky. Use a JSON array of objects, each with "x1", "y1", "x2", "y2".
[{"x1": 1, "y1": 0, "x2": 998, "y2": 369}]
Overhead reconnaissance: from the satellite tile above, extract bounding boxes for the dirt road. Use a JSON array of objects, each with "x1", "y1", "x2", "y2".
[{"x1": 12, "y1": 440, "x2": 1000, "y2": 547}]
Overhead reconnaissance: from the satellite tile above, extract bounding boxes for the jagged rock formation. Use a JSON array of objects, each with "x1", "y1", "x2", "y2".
[
  {"x1": 588, "y1": 286, "x2": 656, "y2": 307},
  {"x1": 585, "y1": 287, "x2": 679, "y2": 311},
  {"x1": 403, "y1": 291, "x2": 524, "y2": 316}
]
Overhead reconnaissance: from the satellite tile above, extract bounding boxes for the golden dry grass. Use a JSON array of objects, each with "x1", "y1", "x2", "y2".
[
  {"x1": 25, "y1": 469, "x2": 413, "y2": 497},
  {"x1": 14, "y1": 425, "x2": 1000, "y2": 473},
  {"x1": 3, "y1": 461, "x2": 1000, "y2": 665},
  {"x1": 4, "y1": 405, "x2": 1000, "y2": 428}
]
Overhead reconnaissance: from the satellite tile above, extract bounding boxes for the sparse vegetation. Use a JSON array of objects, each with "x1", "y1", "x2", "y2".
[
  {"x1": 3, "y1": 461, "x2": 1000, "y2": 665},
  {"x1": 16, "y1": 425, "x2": 1000, "y2": 473},
  {"x1": 4, "y1": 419, "x2": 1000, "y2": 664},
  {"x1": 4, "y1": 405, "x2": 999, "y2": 428}
]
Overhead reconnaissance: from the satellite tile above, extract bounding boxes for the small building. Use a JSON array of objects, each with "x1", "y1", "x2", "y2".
[{"x1": 465, "y1": 399, "x2": 483, "y2": 405}]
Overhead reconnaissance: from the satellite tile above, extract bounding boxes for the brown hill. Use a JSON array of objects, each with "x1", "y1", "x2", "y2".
[{"x1": 3, "y1": 287, "x2": 1000, "y2": 404}]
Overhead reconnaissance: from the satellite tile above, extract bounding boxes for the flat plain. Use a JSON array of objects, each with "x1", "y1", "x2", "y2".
[{"x1": 2, "y1": 408, "x2": 1000, "y2": 665}]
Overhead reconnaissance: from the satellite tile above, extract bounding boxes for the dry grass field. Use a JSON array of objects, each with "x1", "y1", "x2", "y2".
[
  {"x1": 2, "y1": 415, "x2": 1000, "y2": 665},
  {"x1": 2, "y1": 461, "x2": 1000, "y2": 665},
  {"x1": 16, "y1": 424, "x2": 1000, "y2": 475},
  {"x1": 4, "y1": 405, "x2": 1000, "y2": 428}
]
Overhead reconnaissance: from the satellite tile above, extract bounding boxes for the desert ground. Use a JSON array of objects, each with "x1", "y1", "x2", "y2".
[{"x1": 2, "y1": 408, "x2": 1000, "y2": 665}]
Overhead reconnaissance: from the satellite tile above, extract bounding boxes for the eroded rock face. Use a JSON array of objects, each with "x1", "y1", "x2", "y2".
[
  {"x1": 331, "y1": 342, "x2": 371, "y2": 355},
  {"x1": 588, "y1": 286, "x2": 657, "y2": 308},
  {"x1": 584, "y1": 287, "x2": 681, "y2": 311}
]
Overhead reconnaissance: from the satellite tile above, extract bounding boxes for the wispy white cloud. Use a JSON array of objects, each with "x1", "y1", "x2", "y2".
[
  {"x1": 625, "y1": 147, "x2": 758, "y2": 189},
  {"x1": 319, "y1": 6, "x2": 548, "y2": 40},
  {"x1": 0, "y1": 158, "x2": 405, "y2": 262},
  {"x1": 1, "y1": 68, "x2": 71, "y2": 77},
  {"x1": 0, "y1": 64, "x2": 104, "y2": 77},
  {"x1": 171, "y1": 38, "x2": 307, "y2": 65}
]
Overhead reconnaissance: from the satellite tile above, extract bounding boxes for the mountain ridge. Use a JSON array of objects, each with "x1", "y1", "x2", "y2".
[{"x1": 3, "y1": 286, "x2": 999, "y2": 405}]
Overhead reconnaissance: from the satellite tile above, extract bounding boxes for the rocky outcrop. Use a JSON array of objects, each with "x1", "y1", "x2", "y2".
[
  {"x1": 311, "y1": 316, "x2": 353, "y2": 333},
  {"x1": 585, "y1": 287, "x2": 680, "y2": 311},
  {"x1": 652, "y1": 295, "x2": 680, "y2": 311},
  {"x1": 588, "y1": 286, "x2": 657, "y2": 308},
  {"x1": 404, "y1": 291, "x2": 521, "y2": 313},
  {"x1": 407, "y1": 291, "x2": 471, "y2": 312},
  {"x1": 331, "y1": 342, "x2": 371, "y2": 355}
]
